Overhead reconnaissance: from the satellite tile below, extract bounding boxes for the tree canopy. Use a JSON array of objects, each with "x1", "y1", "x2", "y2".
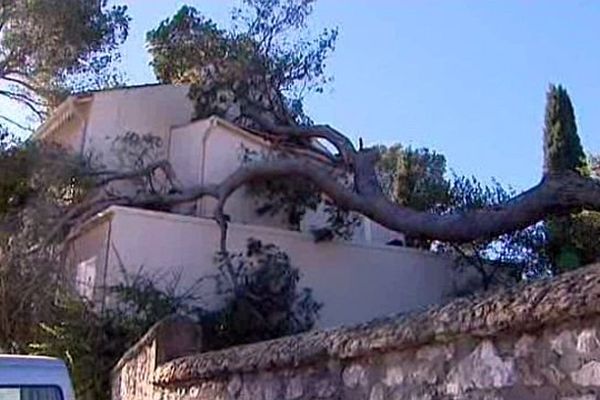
[
  {"x1": 543, "y1": 85, "x2": 586, "y2": 174},
  {"x1": 147, "y1": 0, "x2": 337, "y2": 126},
  {"x1": 540, "y1": 85, "x2": 600, "y2": 272},
  {"x1": 0, "y1": 0, "x2": 129, "y2": 128}
]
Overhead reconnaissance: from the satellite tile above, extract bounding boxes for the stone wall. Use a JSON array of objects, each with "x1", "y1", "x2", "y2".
[
  {"x1": 112, "y1": 264, "x2": 600, "y2": 400},
  {"x1": 111, "y1": 315, "x2": 203, "y2": 400}
]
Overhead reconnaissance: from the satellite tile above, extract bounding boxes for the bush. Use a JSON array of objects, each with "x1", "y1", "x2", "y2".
[
  {"x1": 28, "y1": 275, "x2": 190, "y2": 400},
  {"x1": 27, "y1": 239, "x2": 320, "y2": 400},
  {"x1": 203, "y1": 238, "x2": 322, "y2": 349}
]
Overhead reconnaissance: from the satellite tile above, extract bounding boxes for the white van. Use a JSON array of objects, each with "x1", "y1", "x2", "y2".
[{"x1": 0, "y1": 355, "x2": 74, "y2": 400}]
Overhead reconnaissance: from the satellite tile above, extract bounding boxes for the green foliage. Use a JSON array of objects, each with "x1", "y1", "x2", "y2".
[
  {"x1": 0, "y1": 133, "x2": 29, "y2": 216},
  {"x1": 377, "y1": 144, "x2": 450, "y2": 212},
  {"x1": 376, "y1": 144, "x2": 450, "y2": 248},
  {"x1": 240, "y1": 146, "x2": 361, "y2": 239},
  {"x1": 316, "y1": 199, "x2": 362, "y2": 242},
  {"x1": 0, "y1": 140, "x2": 93, "y2": 251},
  {"x1": 447, "y1": 175, "x2": 512, "y2": 211},
  {"x1": 543, "y1": 84, "x2": 586, "y2": 174},
  {"x1": 147, "y1": 0, "x2": 337, "y2": 126},
  {"x1": 146, "y1": 6, "x2": 226, "y2": 85},
  {"x1": 376, "y1": 142, "x2": 551, "y2": 285},
  {"x1": 205, "y1": 239, "x2": 321, "y2": 349},
  {"x1": 0, "y1": 139, "x2": 95, "y2": 354},
  {"x1": 0, "y1": 248, "x2": 62, "y2": 352},
  {"x1": 29, "y1": 276, "x2": 191, "y2": 400},
  {"x1": 1, "y1": 0, "x2": 128, "y2": 81},
  {"x1": 541, "y1": 85, "x2": 599, "y2": 273},
  {"x1": 26, "y1": 239, "x2": 319, "y2": 400},
  {"x1": 440, "y1": 176, "x2": 551, "y2": 289},
  {"x1": 0, "y1": 0, "x2": 129, "y2": 118},
  {"x1": 545, "y1": 211, "x2": 600, "y2": 273}
]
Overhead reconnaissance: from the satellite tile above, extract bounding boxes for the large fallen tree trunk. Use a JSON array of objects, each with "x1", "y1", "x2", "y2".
[
  {"x1": 49, "y1": 86, "x2": 599, "y2": 250},
  {"x1": 54, "y1": 126, "x2": 599, "y2": 248}
]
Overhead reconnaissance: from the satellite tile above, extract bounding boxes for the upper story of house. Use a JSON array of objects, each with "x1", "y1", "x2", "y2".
[{"x1": 35, "y1": 83, "x2": 403, "y2": 246}]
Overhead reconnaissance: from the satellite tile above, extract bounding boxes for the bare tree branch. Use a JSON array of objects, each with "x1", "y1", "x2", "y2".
[
  {"x1": 0, "y1": 89, "x2": 45, "y2": 119},
  {"x1": 90, "y1": 159, "x2": 182, "y2": 190},
  {"x1": 2, "y1": 74, "x2": 42, "y2": 96},
  {"x1": 0, "y1": 114, "x2": 33, "y2": 132}
]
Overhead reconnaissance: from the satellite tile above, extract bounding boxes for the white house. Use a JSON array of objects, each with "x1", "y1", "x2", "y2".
[{"x1": 36, "y1": 83, "x2": 474, "y2": 328}]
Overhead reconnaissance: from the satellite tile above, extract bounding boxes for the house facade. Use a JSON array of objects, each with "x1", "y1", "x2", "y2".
[{"x1": 37, "y1": 84, "x2": 475, "y2": 328}]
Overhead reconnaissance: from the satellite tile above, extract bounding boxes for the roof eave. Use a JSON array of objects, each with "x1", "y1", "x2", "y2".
[{"x1": 33, "y1": 93, "x2": 93, "y2": 141}]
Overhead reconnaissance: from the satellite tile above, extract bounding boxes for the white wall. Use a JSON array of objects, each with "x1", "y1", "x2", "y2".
[
  {"x1": 40, "y1": 86, "x2": 401, "y2": 246},
  {"x1": 170, "y1": 118, "x2": 291, "y2": 227},
  {"x1": 83, "y1": 84, "x2": 193, "y2": 167},
  {"x1": 65, "y1": 218, "x2": 111, "y2": 305},
  {"x1": 70, "y1": 206, "x2": 471, "y2": 328},
  {"x1": 169, "y1": 118, "x2": 406, "y2": 245}
]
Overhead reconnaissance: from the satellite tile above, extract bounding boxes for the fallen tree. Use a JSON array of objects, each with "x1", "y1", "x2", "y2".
[
  {"x1": 39, "y1": 1, "x2": 600, "y2": 253},
  {"x1": 35, "y1": 86, "x2": 597, "y2": 258},
  {"x1": 5, "y1": 1, "x2": 597, "y2": 261}
]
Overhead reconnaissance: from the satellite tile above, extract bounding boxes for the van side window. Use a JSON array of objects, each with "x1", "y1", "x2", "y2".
[{"x1": 0, "y1": 386, "x2": 63, "y2": 400}]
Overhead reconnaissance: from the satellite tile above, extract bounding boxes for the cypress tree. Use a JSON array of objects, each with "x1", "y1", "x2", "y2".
[
  {"x1": 543, "y1": 84, "x2": 594, "y2": 273},
  {"x1": 543, "y1": 84, "x2": 586, "y2": 174}
]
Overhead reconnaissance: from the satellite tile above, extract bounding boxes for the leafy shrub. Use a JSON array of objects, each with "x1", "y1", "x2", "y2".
[
  {"x1": 203, "y1": 238, "x2": 322, "y2": 349},
  {"x1": 27, "y1": 239, "x2": 320, "y2": 400}
]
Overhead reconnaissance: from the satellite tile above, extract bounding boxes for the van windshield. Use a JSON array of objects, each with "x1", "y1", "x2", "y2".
[{"x1": 0, "y1": 387, "x2": 62, "y2": 400}]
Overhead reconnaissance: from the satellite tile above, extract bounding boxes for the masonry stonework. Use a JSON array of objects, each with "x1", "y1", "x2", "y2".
[{"x1": 112, "y1": 264, "x2": 600, "y2": 399}]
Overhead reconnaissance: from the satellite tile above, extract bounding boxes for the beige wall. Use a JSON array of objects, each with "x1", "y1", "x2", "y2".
[
  {"x1": 65, "y1": 218, "x2": 111, "y2": 305},
  {"x1": 40, "y1": 100, "x2": 93, "y2": 153},
  {"x1": 47, "y1": 112, "x2": 84, "y2": 152},
  {"x1": 169, "y1": 118, "x2": 288, "y2": 227},
  {"x1": 83, "y1": 85, "x2": 193, "y2": 167},
  {"x1": 169, "y1": 118, "x2": 404, "y2": 244},
  {"x1": 70, "y1": 206, "x2": 469, "y2": 328},
  {"x1": 40, "y1": 85, "x2": 401, "y2": 246}
]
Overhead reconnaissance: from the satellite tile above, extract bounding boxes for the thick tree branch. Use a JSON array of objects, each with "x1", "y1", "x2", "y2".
[
  {"x1": 45, "y1": 152, "x2": 600, "y2": 252},
  {"x1": 241, "y1": 103, "x2": 357, "y2": 164},
  {"x1": 39, "y1": 118, "x2": 600, "y2": 252},
  {"x1": 120, "y1": 159, "x2": 600, "y2": 244}
]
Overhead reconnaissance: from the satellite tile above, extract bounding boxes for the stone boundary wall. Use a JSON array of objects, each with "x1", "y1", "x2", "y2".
[
  {"x1": 112, "y1": 264, "x2": 600, "y2": 399},
  {"x1": 111, "y1": 315, "x2": 203, "y2": 400}
]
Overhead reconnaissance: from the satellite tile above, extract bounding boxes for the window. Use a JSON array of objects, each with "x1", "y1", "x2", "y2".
[
  {"x1": 0, "y1": 386, "x2": 62, "y2": 400},
  {"x1": 75, "y1": 256, "x2": 97, "y2": 300}
]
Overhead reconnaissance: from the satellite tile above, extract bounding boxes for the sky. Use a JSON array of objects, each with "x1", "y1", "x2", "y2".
[{"x1": 25, "y1": 1, "x2": 600, "y2": 190}]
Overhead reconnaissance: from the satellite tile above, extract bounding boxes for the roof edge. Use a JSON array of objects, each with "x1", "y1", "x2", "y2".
[{"x1": 33, "y1": 94, "x2": 92, "y2": 140}]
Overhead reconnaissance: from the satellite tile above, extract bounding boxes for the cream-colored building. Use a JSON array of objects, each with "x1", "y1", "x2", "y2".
[{"x1": 37, "y1": 84, "x2": 472, "y2": 328}]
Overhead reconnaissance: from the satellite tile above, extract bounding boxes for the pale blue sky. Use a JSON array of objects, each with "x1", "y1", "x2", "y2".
[{"x1": 29, "y1": 1, "x2": 600, "y2": 189}]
